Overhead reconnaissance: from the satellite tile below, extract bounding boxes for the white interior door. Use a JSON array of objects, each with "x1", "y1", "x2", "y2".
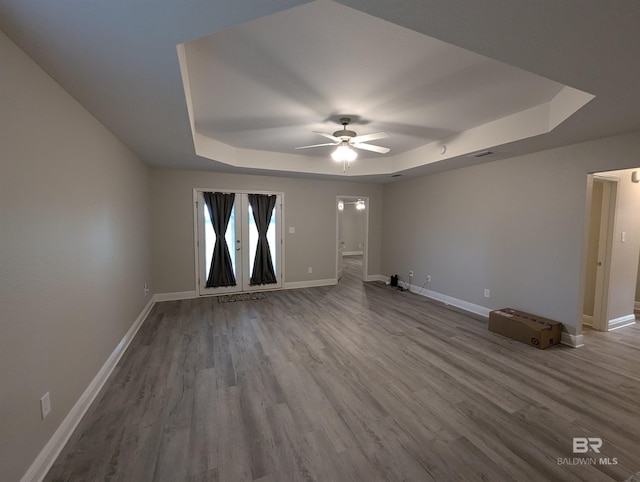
[
  {"x1": 592, "y1": 178, "x2": 616, "y2": 331},
  {"x1": 196, "y1": 191, "x2": 283, "y2": 296}
]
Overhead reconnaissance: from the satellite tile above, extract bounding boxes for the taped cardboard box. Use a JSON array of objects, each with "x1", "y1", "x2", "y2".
[{"x1": 489, "y1": 308, "x2": 562, "y2": 349}]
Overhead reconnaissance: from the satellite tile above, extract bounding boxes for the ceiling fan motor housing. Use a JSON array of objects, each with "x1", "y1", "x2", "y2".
[
  {"x1": 295, "y1": 115, "x2": 389, "y2": 154},
  {"x1": 334, "y1": 129, "x2": 357, "y2": 139},
  {"x1": 334, "y1": 117, "x2": 356, "y2": 139}
]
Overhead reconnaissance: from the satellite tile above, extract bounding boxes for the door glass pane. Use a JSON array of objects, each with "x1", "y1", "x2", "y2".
[
  {"x1": 248, "y1": 204, "x2": 277, "y2": 277},
  {"x1": 204, "y1": 202, "x2": 236, "y2": 280},
  {"x1": 227, "y1": 207, "x2": 236, "y2": 276}
]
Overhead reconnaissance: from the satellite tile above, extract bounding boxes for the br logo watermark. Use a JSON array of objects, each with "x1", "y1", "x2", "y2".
[
  {"x1": 557, "y1": 437, "x2": 618, "y2": 466},
  {"x1": 573, "y1": 437, "x2": 602, "y2": 454}
]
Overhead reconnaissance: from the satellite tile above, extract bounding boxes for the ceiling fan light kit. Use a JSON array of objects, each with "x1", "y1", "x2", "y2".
[
  {"x1": 296, "y1": 117, "x2": 390, "y2": 172},
  {"x1": 340, "y1": 199, "x2": 366, "y2": 210},
  {"x1": 332, "y1": 142, "x2": 357, "y2": 163}
]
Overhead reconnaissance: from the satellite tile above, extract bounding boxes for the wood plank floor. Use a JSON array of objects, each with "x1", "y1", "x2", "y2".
[{"x1": 46, "y1": 257, "x2": 640, "y2": 481}]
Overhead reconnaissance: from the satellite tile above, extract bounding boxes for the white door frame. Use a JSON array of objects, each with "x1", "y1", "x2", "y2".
[
  {"x1": 193, "y1": 188, "x2": 285, "y2": 296},
  {"x1": 335, "y1": 195, "x2": 369, "y2": 282},
  {"x1": 337, "y1": 198, "x2": 344, "y2": 280}
]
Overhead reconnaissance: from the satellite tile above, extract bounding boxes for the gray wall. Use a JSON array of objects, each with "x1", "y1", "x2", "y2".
[
  {"x1": 0, "y1": 31, "x2": 151, "y2": 481},
  {"x1": 150, "y1": 168, "x2": 383, "y2": 293},
  {"x1": 382, "y1": 132, "x2": 640, "y2": 335}
]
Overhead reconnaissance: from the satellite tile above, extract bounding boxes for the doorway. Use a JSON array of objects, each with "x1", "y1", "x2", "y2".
[
  {"x1": 336, "y1": 195, "x2": 368, "y2": 282},
  {"x1": 194, "y1": 189, "x2": 283, "y2": 296}
]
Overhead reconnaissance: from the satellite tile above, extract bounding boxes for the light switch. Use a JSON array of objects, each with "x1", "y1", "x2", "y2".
[
  {"x1": 621, "y1": 231, "x2": 626, "y2": 243},
  {"x1": 289, "y1": 227, "x2": 295, "y2": 234}
]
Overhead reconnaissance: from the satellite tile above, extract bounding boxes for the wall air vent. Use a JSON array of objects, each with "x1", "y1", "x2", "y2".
[{"x1": 468, "y1": 150, "x2": 493, "y2": 158}]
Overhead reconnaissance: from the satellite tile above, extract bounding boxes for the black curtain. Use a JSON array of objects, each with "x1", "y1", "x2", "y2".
[
  {"x1": 248, "y1": 194, "x2": 277, "y2": 286},
  {"x1": 203, "y1": 192, "x2": 237, "y2": 288}
]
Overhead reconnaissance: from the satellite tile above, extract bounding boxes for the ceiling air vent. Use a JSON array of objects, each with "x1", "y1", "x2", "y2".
[
  {"x1": 390, "y1": 173, "x2": 403, "y2": 178},
  {"x1": 468, "y1": 150, "x2": 493, "y2": 158}
]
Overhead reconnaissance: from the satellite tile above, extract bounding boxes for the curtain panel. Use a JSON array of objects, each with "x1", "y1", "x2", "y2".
[
  {"x1": 248, "y1": 194, "x2": 278, "y2": 285},
  {"x1": 203, "y1": 192, "x2": 237, "y2": 288}
]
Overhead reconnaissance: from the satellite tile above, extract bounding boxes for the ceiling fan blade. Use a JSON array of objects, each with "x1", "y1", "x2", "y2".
[
  {"x1": 351, "y1": 131, "x2": 390, "y2": 144},
  {"x1": 353, "y1": 142, "x2": 390, "y2": 154},
  {"x1": 295, "y1": 142, "x2": 338, "y2": 149},
  {"x1": 312, "y1": 131, "x2": 341, "y2": 142}
]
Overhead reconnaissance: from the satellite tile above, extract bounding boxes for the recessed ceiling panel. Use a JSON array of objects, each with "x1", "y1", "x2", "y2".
[{"x1": 179, "y1": 0, "x2": 591, "y2": 175}]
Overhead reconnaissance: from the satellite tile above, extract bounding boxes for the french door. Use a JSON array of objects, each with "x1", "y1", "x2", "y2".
[{"x1": 195, "y1": 190, "x2": 283, "y2": 296}]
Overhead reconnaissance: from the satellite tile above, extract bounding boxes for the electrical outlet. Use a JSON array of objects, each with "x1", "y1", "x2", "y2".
[
  {"x1": 409, "y1": 270, "x2": 414, "y2": 277},
  {"x1": 308, "y1": 267, "x2": 313, "y2": 274},
  {"x1": 40, "y1": 392, "x2": 51, "y2": 419},
  {"x1": 144, "y1": 283, "x2": 150, "y2": 296},
  {"x1": 484, "y1": 289, "x2": 491, "y2": 298},
  {"x1": 426, "y1": 275, "x2": 431, "y2": 282}
]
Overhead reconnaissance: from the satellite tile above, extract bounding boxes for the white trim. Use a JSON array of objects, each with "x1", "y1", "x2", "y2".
[
  {"x1": 342, "y1": 250, "x2": 363, "y2": 256},
  {"x1": 21, "y1": 297, "x2": 156, "y2": 482},
  {"x1": 365, "y1": 274, "x2": 387, "y2": 283},
  {"x1": 156, "y1": 281, "x2": 342, "y2": 297},
  {"x1": 381, "y1": 277, "x2": 588, "y2": 348},
  {"x1": 608, "y1": 314, "x2": 636, "y2": 331},
  {"x1": 561, "y1": 332, "x2": 585, "y2": 348},
  {"x1": 153, "y1": 291, "x2": 198, "y2": 302},
  {"x1": 192, "y1": 189, "x2": 200, "y2": 299},
  {"x1": 406, "y1": 282, "x2": 491, "y2": 318},
  {"x1": 582, "y1": 314, "x2": 594, "y2": 326},
  {"x1": 284, "y1": 278, "x2": 337, "y2": 290},
  {"x1": 634, "y1": 301, "x2": 640, "y2": 310},
  {"x1": 609, "y1": 321, "x2": 636, "y2": 331}
]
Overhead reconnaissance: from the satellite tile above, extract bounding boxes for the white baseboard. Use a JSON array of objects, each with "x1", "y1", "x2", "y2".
[
  {"x1": 21, "y1": 296, "x2": 156, "y2": 482},
  {"x1": 365, "y1": 274, "x2": 387, "y2": 283},
  {"x1": 153, "y1": 290, "x2": 197, "y2": 302},
  {"x1": 608, "y1": 314, "x2": 636, "y2": 331},
  {"x1": 342, "y1": 251, "x2": 363, "y2": 256},
  {"x1": 380, "y1": 277, "x2": 587, "y2": 348},
  {"x1": 155, "y1": 281, "x2": 346, "y2": 299},
  {"x1": 634, "y1": 301, "x2": 640, "y2": 310},
  {"x1": 561, "y1": 332, "x2": 585, "y2": 348},
  {"x1": 284, "y1": 278, "x2": 337, "y2": 290},
  {"x1": 405, "y1": 282, "x2": 491, "y2": 318}
]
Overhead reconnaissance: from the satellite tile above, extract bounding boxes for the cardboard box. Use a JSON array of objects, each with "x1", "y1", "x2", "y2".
[{"x1": 488, "y1": 308, "x2": 562, "y2": 349}]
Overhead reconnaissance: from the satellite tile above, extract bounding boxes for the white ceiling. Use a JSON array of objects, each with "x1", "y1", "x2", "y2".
[
  {"x1": 2, "y1": 0, "x2": 640, "y2": 181},
  {"x1": 184, "y1": 2, "x2": 565, "y2": 156}
]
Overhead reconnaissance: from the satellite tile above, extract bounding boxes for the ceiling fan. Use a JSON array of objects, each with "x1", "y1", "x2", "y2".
[{"x1": 295, "y1": 117, "x2": 390, "y2": 170}]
